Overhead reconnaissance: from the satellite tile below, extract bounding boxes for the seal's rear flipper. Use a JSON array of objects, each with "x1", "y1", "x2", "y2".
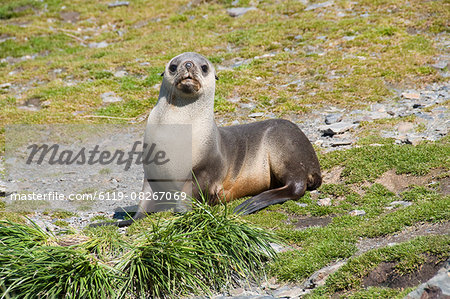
[{"x1": 234, "y1": 181, "x2": 306, "y2": 215}]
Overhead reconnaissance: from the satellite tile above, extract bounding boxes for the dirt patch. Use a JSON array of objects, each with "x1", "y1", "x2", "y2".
[
  {"x1": 375, "y1": 170, "x2": 429, "y2": 194},
  {"x1": 290, "y1": 216, "x2": 333, "y2": 230},
  {"x1": 438, "y1": 175, "x2": 450, "y2": 196},
  {"x1": 363, "y1": 255, "x2": 445, "y2": 289},
  {"x1": 322, "y1": 166, "x2": 344, "y2": 184},
  {"x1": 356, "y1": 222, "x2": 450, "y2": 256}
]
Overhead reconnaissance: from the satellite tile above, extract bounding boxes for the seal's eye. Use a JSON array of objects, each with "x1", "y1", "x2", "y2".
[
  {"x1": 169, "y1": 64, "x2": 177, "y2": 72},
  {"x1": 201, "y1": 65, "x2": 208, "y2": 73}
]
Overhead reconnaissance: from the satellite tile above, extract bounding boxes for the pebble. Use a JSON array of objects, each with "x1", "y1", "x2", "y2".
[
  {"x1": 248, "y1": 112, "x2": 264, "y2": 118},
  {"x1": 389, "y1": 201, "x2": 413, "y2": 208},
  {"x1": 108, "y1": 1, "x2": 129, "y2": 8},
  {"x1": 101, "y1": 92, "x2": 123, "y2": 103},
  {"x1": 114, "y1": 70, "x2": 128, "y2": 78},
  {"x1": 89, "y1": 41, "x2": 109, "y2": 49},
  {"x1": 402, "y1": 92, "x2": 420, "y2": 100},
  {"x1": 317, "y1": 197, "x2": 332, "y2": 206},
  {"x1": 319, "y1": 122, "x2": 358, "y2": 137},
  {"x1": 431, "y1": 61, "x2": 448, "y2": 70},
  {"x1": 0, "y1": 83, "x2": 11, "y2": 89},
  {"x1": 304, "y1": 0, "x2": 334, "y2": 11},
  {"x1": 227, "y1": 7, "x2": 257, "y2": 17},
  {"x1": 274, "y1": 286, "x2": 306, "y2": 298},
  {"x1": 349, "y1": 210, "x2": 366, "y2": 217}
]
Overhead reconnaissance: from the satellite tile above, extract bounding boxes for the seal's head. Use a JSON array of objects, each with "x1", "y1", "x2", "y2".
[{"x1": 162, "y1": 52, "x2": 216, "y2": 97}]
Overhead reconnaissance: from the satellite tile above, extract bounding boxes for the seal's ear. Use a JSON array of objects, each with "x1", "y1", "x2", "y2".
[
  {"x1": 215, "y1": 74, "x2": 219, "y2": 81},
  {"x1": 160, "y1": 72, "x2": 165, "y2": 77}
]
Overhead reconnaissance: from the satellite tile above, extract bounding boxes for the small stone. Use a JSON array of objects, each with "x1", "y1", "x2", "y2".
[
  {"x1": 412, "y1": 103, "x2": 423, "y2": 109},
  {"x1": 349, "y1": 210, "x2": 366, "y2": 216},
  {"x1": 310, "y1": 190, "x2": 319, "y2": 200},
  {"x1": 248, "y1": 112, "x2": 264, "y2": 118},
  {"x1": 88, "y1": 41, "x2": 109, "y2": 48},
  {"x1": 389, "y1": 201, "x2": 413, "y2": 208},
  {"x1": 296, "y1": 203, "x2": 308, "y2": 208},
  {"x1": 402, "y1": 92, "x2": 420, "y2": 100},
  {"x1": 227, "y1": 7, "x2": 256, "y2": 17},
  {"x1": 263, "y1": 277, "x2": 280, "y2": 290},
  {"x1": 368, "y1": 111, "x2": 391, "y2": 120},
  {"x1": 229, "y1": 287, "x2": 245, "y2": 296},
  {"x1": 342, "y1": 35, "x2": 356, "y2": 41},
  {"x1": 294, "y1": 35, "x2": 303, "y2": 40},
  {"x1": 240, "y1": 103, "x2": 256, "y2": 109},
  {"x1": 303, "y1": 261, "x2": 346, "y2": 289},
  {"x1": 114, "y1": 70, "x2": 127, "y2": 78},
  {"x1": 431, "y1": 61, "x2": 448, "y2": 70},
  {"x1": 108, "y1": 1, "x2": 129, "y2": 8},
  {"x1": 101, "y1": 92, "x2": 123, "y2": 103},
  {"x1": 41, "y1": 100, "x2": 51, "y2": 108},
  {"x1": 397, "y1": 122, "x2": 414, "y2": 133},
  {"x1": 330, "y1": 139, "x2": 352, "y2": 147},
  {"x1": 317, "y1": 197, "x2": 331, "y2": 206},
  {"x1": 305, "y1": 0, "x2": 334, "y2": 11},
  {"x1": 275, "y1": 286, "x2": 306, "y2": 298},
  {"x1": 0, "y1": 83, "x2": 11, "y2": 89},
  {"x1": 319, "y1": 122, "x2": 358, "y2": 137},
  {"x1": 60, "y1": 11, "x2": 80, "y2": 23},
  {"x1": 324, "y1": 113, "x2": 342, "y2": 124},
  {"x1": 404, "y1": 134, "x2": 424, "y2": 146}
]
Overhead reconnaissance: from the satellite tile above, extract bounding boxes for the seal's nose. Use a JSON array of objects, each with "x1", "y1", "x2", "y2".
[{"x1": 185, "y1": 62, "x2": 193, "y2": 70}]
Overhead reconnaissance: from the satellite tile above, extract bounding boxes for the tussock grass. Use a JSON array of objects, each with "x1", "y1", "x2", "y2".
[{"x1": 0, "y1": 200, "x2": 278, "y2": 298}]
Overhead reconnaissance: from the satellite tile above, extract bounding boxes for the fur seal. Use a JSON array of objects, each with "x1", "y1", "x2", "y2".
[{"x1": 91, "y1": 52, "x2": 321, "y2": 227}]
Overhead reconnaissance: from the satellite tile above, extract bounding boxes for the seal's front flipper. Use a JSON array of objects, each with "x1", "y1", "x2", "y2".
[{"x1": 234, "y1": 181, "x2": 306, "y2": 215}]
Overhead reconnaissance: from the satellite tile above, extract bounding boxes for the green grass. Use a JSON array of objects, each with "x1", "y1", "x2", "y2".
[
  {"x1": 318, "y1": 235, "x2": 449, "y2": 297},
  {"x1": 319, "y1": 138, "x2": 449, "y2": 183},
  {"x1": 1, "y1": 199, "x2": 278, "y2": 298}
]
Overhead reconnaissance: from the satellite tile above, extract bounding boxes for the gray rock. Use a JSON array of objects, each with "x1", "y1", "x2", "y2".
[
  {"x1": 330, "y1": 139, "x2": 353, "y2": 147},
  {"x1": 368, "y1": 111, "x2": 391, "y2": 120},
  {"x1": 101, "y1": 92, "x2": 123, "y2": 103},
  {"x1": 397, "y1": 122, "x2": 414, "y2": 133},
  {"x1": 108, "y1": 1, "x2": 129, "y2": 8},
  {"x1": 319, "y1": 122, "x2": 358, "y2": 137},
  {"x1": 0, "y1": 83, "x2": 11, "y2": 89},
  {"x1": 431, "y1": 61, "x2": 448, "y2": 70},
  {"x1": 303, "y1": 261, "x2": 346, "y2": 290},
  {"x1": 114, "y1": 70, "x2": 127, "y2": 78},
  {"x1": 88, "y1": 41, "x2": 109, "y2": 48},
  {"x1": 248, "y1": 112, "x2": 264, "y2": 118},
  {"x1": 349, "y1": 210, "x2": 366, "y2": 217},
  {"x1": 227, "y1": 7, "x2": 256, "y2": 17},
  {"x1": 389, "y1": 201, "x2": 413, "y2": 208},
  {"x1": 229, "y1": 288, "x2": 245, "y2": 296},
  {"x1": 294, "y1": 35, "x2": 303, "y2": 40},
  {"x1": 324, "y1": 113, "x2": 342, "y2": 124},
  {"x1": 404, "y1": 134, "x2": 425, "y2": 145},
  {"x1": 402, "y1": 92, "x2": 420, "y2": 100},
  {"x1": 342, "y1": 36, "x2": 355, "y2": 41},
  {"x1": 317, "y1": 197, "x2": 332, "y2": 206},
  {"x1": 275, "y1": 286, "x2": 306, "y2": 298},
  {"x1": 305, "y1": 1, "x2": 334, "y2": 11},
  {"x1": 240, "y1": 103, "x2": 256, "y2": 109},
  {"x1": 404, "y1": 260, "x2": 450, "y2": 299},
  {"x1": 296, "y1": 203, "x2": 308, "y2": 208}
]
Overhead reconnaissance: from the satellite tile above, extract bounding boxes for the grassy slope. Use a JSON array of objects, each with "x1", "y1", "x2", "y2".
[{"x1": 1, "y1": 0, "x2": 449, "y2": 297}]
